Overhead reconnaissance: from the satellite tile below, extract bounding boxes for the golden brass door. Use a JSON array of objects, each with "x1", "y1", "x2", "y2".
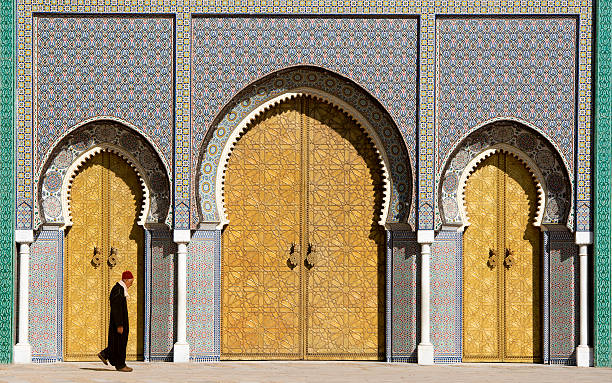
[
  {"x1": 65, "y1": 152, "x2": 144, "y2": 361},
  {"x1": 222, "y1": 96, "x2": 385, "y2": 360},
  {"x1": 462, "y1": 152, "x2": 541, "y2": 362}
]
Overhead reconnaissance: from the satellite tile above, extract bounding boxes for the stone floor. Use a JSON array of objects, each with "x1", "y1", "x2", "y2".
[{"x1": 1, "y1": 362, "x2": 611, "y2": 383}]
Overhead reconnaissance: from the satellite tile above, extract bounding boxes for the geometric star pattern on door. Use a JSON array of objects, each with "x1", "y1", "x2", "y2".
[
  {"x1": 64, "y1": 152, "x2": 144, "y2": 361},
  {"x1": 222, "y1": 96, "x2": 385, "y2": 360},
  {"x1": 462, "y1": 152, "x2": 541, "y2": 362}
]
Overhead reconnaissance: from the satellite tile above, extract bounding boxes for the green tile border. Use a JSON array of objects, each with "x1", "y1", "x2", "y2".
[
  {"x1": 0, "y1": 0, "x2": 14, "y2": 364},
  {"x1": 595, "y1": 0, "x2": 612, "y2": 368}
]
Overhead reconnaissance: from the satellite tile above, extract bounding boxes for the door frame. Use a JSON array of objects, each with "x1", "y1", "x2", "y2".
[
  {"x1": 61, "y1": 148, "x2": 151, "y2": 361},
  {"x1": 459, "y1": 147, "x2": 547, "y2": 363}
]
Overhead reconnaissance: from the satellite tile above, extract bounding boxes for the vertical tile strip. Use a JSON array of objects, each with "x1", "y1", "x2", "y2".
[
  {"x1": 0, "y1": 0, "x2": 15, "y2": 364},
  {"x1": 144, "y1": 229, "x2": 151, "y2": 362},
  {"x1": 386, "y1": 230, "x2": 393, "y2": 362},
  {"x1": 595, "y1": 0, "x2": 612, "y2": 367},
  {"x1": 543, "y1": 231, "x2": 550, "y2": 364}
]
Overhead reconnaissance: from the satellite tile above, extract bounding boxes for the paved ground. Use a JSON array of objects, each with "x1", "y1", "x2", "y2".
[{"x1": 1, "y1": 361, "x2": 611, "y2": 383}]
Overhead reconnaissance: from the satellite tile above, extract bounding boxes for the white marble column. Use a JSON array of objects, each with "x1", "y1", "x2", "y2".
[
  {"x1": 417, "y1": 230, "x2": 434, "y2": 365},
  {"x1": 173, "y1": 229, "x2": 191, "y2": 363},
  {"x1": 13, "y1": 230, "x2": 34, "y2": 364},
  {"x1": 575, "y1": 231, "x2": 593, "y2": 367}
]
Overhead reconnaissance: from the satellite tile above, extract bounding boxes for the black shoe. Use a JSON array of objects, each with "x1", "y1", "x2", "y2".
[{"x1": 97, "y1": 352, "x2": 108, "y2": 365}]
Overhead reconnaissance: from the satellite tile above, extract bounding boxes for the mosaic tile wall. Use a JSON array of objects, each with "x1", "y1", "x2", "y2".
[
  {"x1": 431, "y1": 231, "x2": 462, "y2": 363},
  {"x1": 191, "y1": 17, "x2": 418, "y2": 227},
  {"x1": 548, "y1": 230, "x2": 578, "y2": 365},
  {"x1": 29, "y1": 230, "x2": 62, "y2": 363},
  {"x1": 37, "y1": 121, "x2": 171, "y2": 229},
  {"x1": 195, "y1": 66, "x2": 414, "y2": 226},
  {"x1": 34, "y1": 15, "x2": 174, "y2": 171},
  {"x1": 149, "y1": 230, "x2": 176, "y2": 362},
  {"x1": 390, "y1": 231, "x2": 418, "y2": 362},
  {"x1": 187, "y1": 230, "x2": 220, "y2": 361},
  {"x1": 436, "y1": 17, "x2": 577, "y2": 176},
  {"x1": 438, "y1": 121, "x2": 572, "y2": 230}
]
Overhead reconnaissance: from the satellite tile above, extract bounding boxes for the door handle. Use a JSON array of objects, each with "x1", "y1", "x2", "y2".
[
  {"x1": 304, "y1": 243, "x2": 316, "y2": 269},
  {"x1": 287, "y1": 243, "x2": 299, "y2": 269},
  {"x1": 504, "y1": 248, "x2": 514, "y2": 268},
  {"x1": 108, "y1": 247, "x2": 118, "y2": 268},
  {"x1": 487, "y1": 249, "x2": 497, "y2": 269},
  {"x1": 91, "y1": 246, "x2": 101, "y2": 268}
]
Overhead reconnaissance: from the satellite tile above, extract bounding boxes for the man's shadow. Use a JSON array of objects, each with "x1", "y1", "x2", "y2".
[{"x1": 80, "y1": 367, "x2": 116, "y2": 372}]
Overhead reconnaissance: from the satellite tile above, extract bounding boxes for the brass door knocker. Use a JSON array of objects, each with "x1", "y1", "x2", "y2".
[
  {"x1": 91, "y1": 246, "x2": 102, "y2": 268},
  {"x1": 108, "y1": 247, "x2": 118, "y2": 268},
  {"x1": 487, "y1": 249, "x2": 497, "y2": 269},
  {"x1": 304, "y1": 243, "x2": 316, "y2": 269},
  {"x1": 504, "y1": 248, "x2": 515, "y2": 268},
  {"x1": 287, "y1": 243, "x2": 299, "y2": 269}
]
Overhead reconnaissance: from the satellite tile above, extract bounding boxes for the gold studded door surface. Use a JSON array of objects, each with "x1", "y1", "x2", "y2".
[
  {"x1": 463, "y1": 154, "x2": 501, "y2": 361},
  {"x1": 503, "y1": 154, "x2": 541, "y2": 362},
  {"x1": 106, "y1": 153, "x2": 145, "y2": 360},
  {"x1": 65, "y1": 152, "x2": 144, "y2": 361},
  {"x1": 305, "y1": 98, "x2": 385, "y2": 360},
  {"x1": 462, "y1": 152, "x2": 541, "y2": 362},
  {"x1": 222, "y1": 96, "x2": 385, "y2": 360},
  {"x1": 65, "y1": 154, "x2": 106, "y2": 361},
  {"x1": 222, "y1": 98, "x2": 302, "y2": 359}
]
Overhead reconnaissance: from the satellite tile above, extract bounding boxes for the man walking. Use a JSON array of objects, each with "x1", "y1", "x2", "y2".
[{"x1": 98, "y1": 271, "x2": 134, "y2": 372}]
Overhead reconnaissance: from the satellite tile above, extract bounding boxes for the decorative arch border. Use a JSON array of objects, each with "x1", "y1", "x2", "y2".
[
  {"x1": 214, "y1": 90, "x2": 392, "y2": 229},
  {"x1": 196, "y1": 66, "x2": 413, "y2": 228},
  {"x1": 456, "y1": 144, "x2": 546, "y2": 231},
  {"x1": 62, "y1": 145, "x2": 150, "y2": 227},
  {"x1": 438, "y1": 120, "x2": 572, "y2": 231},
  {"x1": 37, "y1": 120, "x2": 171, "y2": 228}
]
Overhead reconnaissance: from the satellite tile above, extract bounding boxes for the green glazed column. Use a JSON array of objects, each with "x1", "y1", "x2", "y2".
[
  {"x1": 0, "y1": 0, "x2": 15, "y2": 364},
  {"x1": 595, "y1": 0, "x2": 612, "y2": 368}
]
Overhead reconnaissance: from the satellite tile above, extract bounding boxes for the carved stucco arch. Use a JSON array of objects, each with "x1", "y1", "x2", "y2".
[
  {"x1": 439, "y1": 120, "x2": 573, "y2": 231},
  {"x1": 62, "y1": 145, "x2": 151, "y2": 227},
  {"x1": 196, "y1": 66, "x2": 413, "y2": 228},
  {"x1": 457, "y1": 145, "x2": 546, "y2": 231},
  {"x1": 214, "y1": 90, "x2": 392, "y2": 230},
  {"x1": 38, "y1": 120, "x2": 171, "y2": 228}
]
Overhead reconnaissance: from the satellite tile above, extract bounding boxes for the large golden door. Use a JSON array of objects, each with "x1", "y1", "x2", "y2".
[
  {"x1": 222, "y1": 96, "x2": 385, "y2": 360},
  {"x1": 65, "y1": 152, "x2": 144, "y2": 361},
  {"x1": 463, "y1": 152, "x2": 541, "y2": 362}
]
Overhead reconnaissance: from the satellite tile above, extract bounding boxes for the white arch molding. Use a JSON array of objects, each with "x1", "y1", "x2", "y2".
[
  {"x1": 61, "y1": 144, "x2": 152, "y2": 228},
  {"x1": 214, "y1": 87, "x2": 393, "y2": 229},
  {"x1": 457, "y1": 144, "x2": 547, "y2": 232}
]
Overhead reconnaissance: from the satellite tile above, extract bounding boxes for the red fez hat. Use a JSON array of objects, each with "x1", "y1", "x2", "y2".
[{"x1": 122, "y1": 270, "x2": 134, "y2": 280}]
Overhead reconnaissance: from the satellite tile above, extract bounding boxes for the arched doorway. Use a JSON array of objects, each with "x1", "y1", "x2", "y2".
[
  {"x1": 64, "y1": 151, "x2": 144, "y2": 361},
  {"x1": 221, "y1": 96, "x2": 386, "y2": 360},
  {"x1": 462, "y1": 152, "x2": 542, "y2": 362}
]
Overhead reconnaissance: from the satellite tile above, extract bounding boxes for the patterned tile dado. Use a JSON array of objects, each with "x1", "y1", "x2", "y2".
[
  {"x1": 194, "y1": 66, "x2": 415, "y2": 227},
  {"x1": 431, "y1": 231, "x2": 462, "y2": 363},
  {"x1": 436, "y1": 17, "x2": 577, "y2": 175},
  {"x1": 548, "y1": 231, "x2": 578, "y2": 365},
  {"x1": 29, "y1": 230, "x2": 63, "y2": 363},
  {"x1": 390, "y1": 231, "x2": 418, "y2": 361},
  {"x1": 34, "y1": 15, "x2": 174, "y2": 172},
  {"x1": 37, "y1": 120, "x2": 171, "y2": 229},
  {"x1": 149, "y1": 230, "x2": 176, "y2": 362},
  {"x1": 0, "y1": 0, "x2": 14, "y2": 363},
  {"x1": 187, "y1": 230, "x2": 219, "y2": 360},
  {"x1": 438, "y1": 120, "x2": 572, "y2": 230},
  {"x1": 191, "y1": 17, "x2": 418, "y2": 227}
]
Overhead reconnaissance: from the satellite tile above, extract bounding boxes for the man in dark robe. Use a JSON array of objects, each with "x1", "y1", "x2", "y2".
[{"x1": 98, "y1": 270, "x2": 134, "y2": 372}]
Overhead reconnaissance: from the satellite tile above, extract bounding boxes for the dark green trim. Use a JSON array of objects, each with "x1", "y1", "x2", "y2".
[
  {"x1": 595, "y1": 0, "x2": 612, "y2": 368},
  {"x1": 0, "y1": 0, "x2": 14, "y2": 364}
]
